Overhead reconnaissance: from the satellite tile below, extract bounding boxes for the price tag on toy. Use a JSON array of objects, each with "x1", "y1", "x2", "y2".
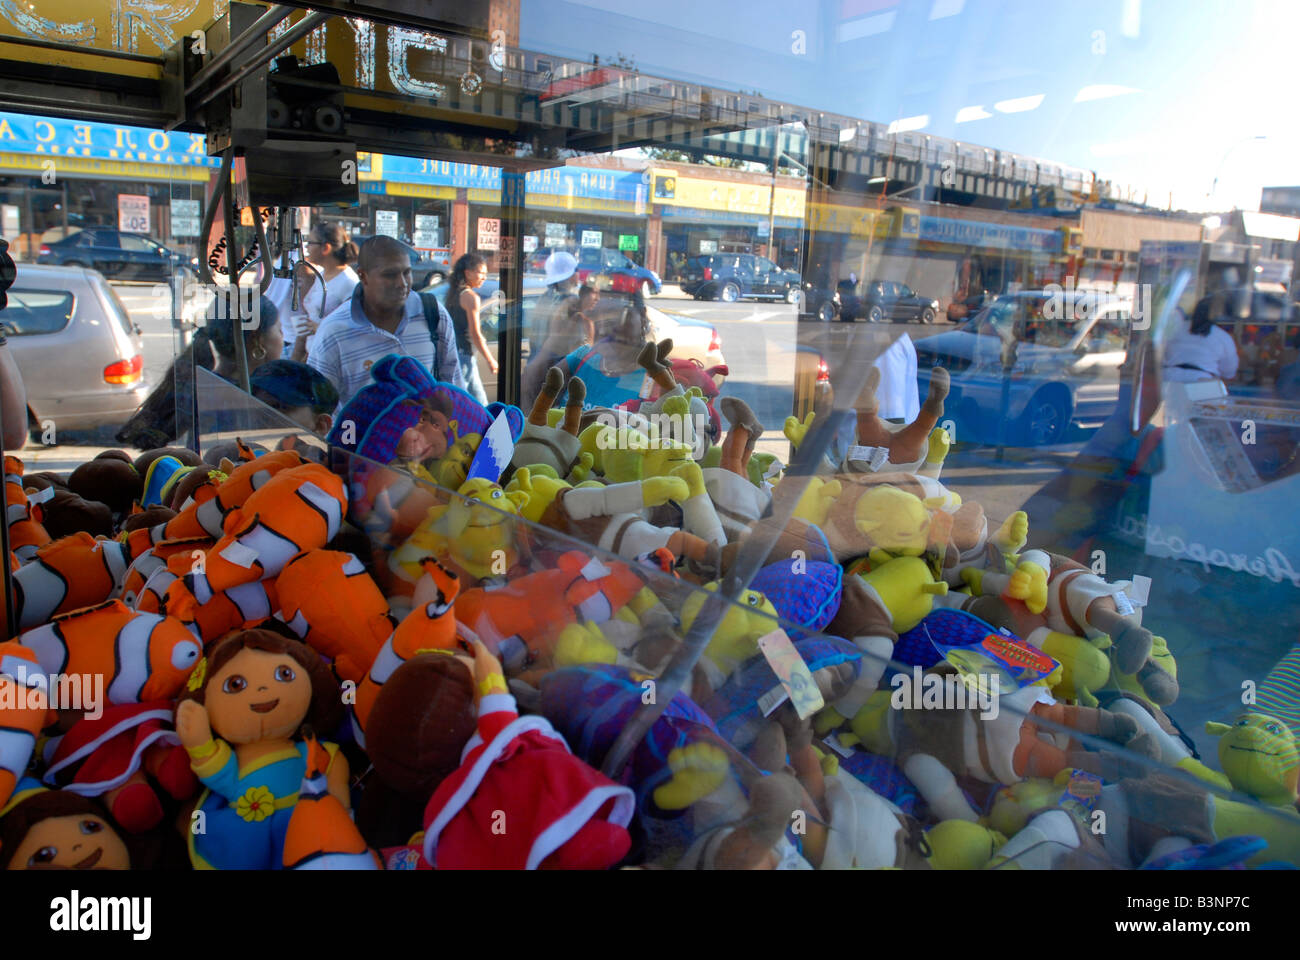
[
  {"x1": 1114, "y1": 592, "x2": 1135, "y2": 616},
  {"x1": 847, "y1": 444, "x2": 889, "y2": 471},
  {"x1": 580, "y1": 558, "x2": 611, "y2": 581},
  {"x1": 27, "y1": 486, "x2": 54, "y2": 506},
  {"x1": 757, "y1": 629, "x2": 824, "y2": 719},
  {"x1": 822, "y1": 733, "x2": 855, "y2": 758},
  {"x1": 1128, "y1": 574, "x2": 1152, "y2": 607},
  {"x1": 639, "y1": 373, "x2": 655, "y2": 400},
  {"x1": 757, "y1": 684, "x2": 789, "y2": 717}
]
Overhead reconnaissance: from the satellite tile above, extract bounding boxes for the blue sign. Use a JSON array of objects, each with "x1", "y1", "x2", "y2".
[
  {"x1": 920, "y1": 215, "x2": 1061, "y2": 253},
  {"x1": 0, "y1": 111, "x2": 219, "y2": 167},
  {"x1": 377, "y1": 155, "x2": 646, "y2": 201},
  {"x1": 659, "y1": 205, "x2": 802, "y2": 229}
]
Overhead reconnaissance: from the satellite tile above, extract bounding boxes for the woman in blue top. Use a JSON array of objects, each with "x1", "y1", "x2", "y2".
[{"x1": 561, "y1": 293, "x2": 652, "y2": 410}]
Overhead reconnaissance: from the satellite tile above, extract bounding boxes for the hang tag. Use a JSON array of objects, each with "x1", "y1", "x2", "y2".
[
  {"x1": 580, "y1": 558, "x2": 611, "y2": 581},
  {"x1": 822, "y1": 733, "x2": 855, "y2": 758},
  {"x1": 757, "y1": 629, "x2": 824, "y2": 719},
  {"x1": 758, "y1": 684, "x2": 789, "y2": 717},
  {"x1": 639, "y1": 373, "x2": 655, "y2": 400},
  {"x1": 847, "y1": 445, "x2": 889, "y2": 471},
  {"x1": 1113, "y1": 592, "x2": 1135, "y2": 617},
  {"x1": 219, "y1": 542, "x2": 259, "y2": 569},
  {"x1": 763, "y1": 458, "x2": 784, "y2": 480},
  {"x1": 1128, "y1": 574, "x2": 1152, "y2": 607}
]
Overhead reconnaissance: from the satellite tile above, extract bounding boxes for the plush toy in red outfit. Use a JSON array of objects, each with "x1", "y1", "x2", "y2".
[{"x1": 421, "y1": 640, "x2": 634, "y2": 870}]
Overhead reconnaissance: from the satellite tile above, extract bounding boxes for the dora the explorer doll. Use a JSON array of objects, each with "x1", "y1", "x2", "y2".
[
  {"x1": 175, "y1": 629, "x2": 346, "y2": 870},
  {"x1": 0, "y1": 788, "x2": 131, "y2": 870}
]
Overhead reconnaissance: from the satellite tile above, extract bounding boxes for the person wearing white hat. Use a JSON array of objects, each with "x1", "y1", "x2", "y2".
[{"x1": 522, "y1": 251, "x2": 582, "y2": 408}]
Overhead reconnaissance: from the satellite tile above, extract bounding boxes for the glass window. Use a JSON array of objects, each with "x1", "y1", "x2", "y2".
[{"x1": 1, "y1": 289, "x2": 73, "y2": 336}]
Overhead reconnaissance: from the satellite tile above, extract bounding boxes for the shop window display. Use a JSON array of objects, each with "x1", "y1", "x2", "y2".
[{"x1": 0, "y1": 0, "x2": 1296, "y2": 881}]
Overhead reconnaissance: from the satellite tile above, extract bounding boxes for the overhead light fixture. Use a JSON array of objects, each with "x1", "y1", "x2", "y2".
[
  {"x1": 994, "y1": 94, "x2": 1045, "y2": 114},
  {"x1": 955, "y1": 105, "x2": 992, "y2": 123}
]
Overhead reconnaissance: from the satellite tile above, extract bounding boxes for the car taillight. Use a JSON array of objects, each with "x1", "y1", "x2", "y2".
[
  {"x1": 708, "y1": 327, "x2": 722, "y2": 353},
  {"x1": 817, "y1": 357, "x2": 830, "y2": 382},
  {"x1": 38, "y1": 245, "x2": 50, "y2": 257},
  {"x1": 702, "y1": 267, "x2": 712, "y2": 281},
  {"x1": 104, "y1": 354, "x2": 143, "y2": 385}
]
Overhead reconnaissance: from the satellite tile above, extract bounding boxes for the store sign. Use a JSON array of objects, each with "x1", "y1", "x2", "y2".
[
  {"x1": 919, "y1": 216, "x2": 1061, "y2": 253},
  {"x1": 545, "y1": 223, "x2": 567, "y2": 242},
  {"x1": 618, "y1": 234, "x2": 639, "y2": 251},
  {"x1": 118, "y1": 194, "x2": 150, "y2": 234},
  {"x1": 478, "y1": 217, "x2": 501, "y2": 251},
  {"x1": 499, "y1": 235, "x2": 516, "y2": 267},
  {"x1": 413, "y1": 214, "x2": 440, "y2": 248},
  {"x1": 581, "y1": 230, "x2": 602, "y2": 248},
  {"x1": 170, "y1": 199, "x2": 200, "y2": 238},
  {"x1": 375, "y1": 209, "x2": 400, "y2": 238},
  {"x1": 698, "y1": 240, "x2": 718, "y2": 254},
  {"x1": 523, "y1": 235, "x2": 539, "y2": 253},
  {"x1": 0, "y1": 111, "x2": 217, "y2": 167}
]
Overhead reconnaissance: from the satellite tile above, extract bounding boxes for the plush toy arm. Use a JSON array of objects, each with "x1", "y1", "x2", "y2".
[
  {"x1": 563, "y1": 481, "x2": 648, "y2": 519},
  {"x1": 903, "y1": 753, "x2": 980, "y2": 822}
]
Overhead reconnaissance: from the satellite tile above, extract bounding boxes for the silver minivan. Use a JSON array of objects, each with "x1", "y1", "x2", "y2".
[{"x1": 3, "y1": 264, "x2": 149, "y2": 436}]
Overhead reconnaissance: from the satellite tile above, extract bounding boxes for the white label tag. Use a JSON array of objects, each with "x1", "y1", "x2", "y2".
[
  {"x1": 757, "y1": 629, "x2": 825, "y2": 719},
  {"x1": 762, "y1": 458, "x2": 784, "y2": 480},
  {"x1": 758, "y1": 684, "x2": 790, "y2": 717},
  {"x1": 638, "y1": 373, "x2": 655, "y2": 400},
  {"x1": 219, "y1": 541, "x2": 259, "y2": 569},
  {"x1": 847, "y1": 445, "x2": 889, "y2": 471},
  {"x1": 822, "y1": 733, "x2": 854, "y2": 758},
  {"x1": 1128, "y1": 574, "x2": 1152, "y2": 607},
  {"x1": 27, "y1": 486, "x2": 54, "y2": 506},
  {"x1": 1114, "y1": 591, "x2": 1135, "y2": 617},
  {"x1": 580, "y1": 558, "x2": 611, "y2": 581}
]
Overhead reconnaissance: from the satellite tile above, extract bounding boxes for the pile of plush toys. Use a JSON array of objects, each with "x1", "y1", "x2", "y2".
[{"x1": 0, "y1": 340, "x2": 1297, "y2": 871}]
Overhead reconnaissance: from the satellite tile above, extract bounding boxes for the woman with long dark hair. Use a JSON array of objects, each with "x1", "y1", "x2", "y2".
[
  {"x1": 1164, "y1": 295, "x2": 1240, "y2": 383},
  {"x1": 115, "y1": 296, "x2": 283, "y2": 449},
  {"x1": 444, "y1": 252, "x2": 496, "y2": 405},
  {"x1": 284, "y1": 222, "x2": 360, "y2": 361}
]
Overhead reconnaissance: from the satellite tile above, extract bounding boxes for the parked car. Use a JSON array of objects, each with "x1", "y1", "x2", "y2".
[
  {"x1": 680, "y1": 253, "x2": 802, "y2": 304},
  {"x1": 527, "y1": 246, "x2": 662, "y2": 296},
  {"x1": 914, "y1": 290, "x2": 1133, "y2": 445},
  {"x1": 350, "y1": 235, "x2": 450, "y2": 289},
  {"x1": 37, "y1": 228, "x2": 198, "y2": 283},
  {"x1": 2, "y1": 264, "x2": 148, "y2": 436},
  {"x1": 852, "y1": 280, "x2": 940, "y2": 324}
]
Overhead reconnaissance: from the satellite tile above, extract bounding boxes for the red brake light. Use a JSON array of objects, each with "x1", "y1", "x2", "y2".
[
  {"x1": 38, "y1": 244, "x2": 50, "y2": 256},
  {"x1": 702, "y1": 267, "x2": 712, "y2": 281},
  {"x1": 817, "y1": 357, "x2": 830, "y2": 382},
  {"x1": 708, "y1": 327, "x2": 722, "y2": 353},
  {"x1": 104, "y1": 354, "x2": 143, "y2": 385}
]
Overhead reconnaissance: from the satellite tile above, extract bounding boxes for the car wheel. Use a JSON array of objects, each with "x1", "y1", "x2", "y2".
[
  {"x1": 1020, "y1": 388, "x2": 1069, "y2": 445},
  {"x1": 719, "y1": 282, "x2": 740, "y2": 303},
  {"x1": 816, "y1": 301, "x2": 837, "y2": 323},
  {"x1": 785, "y1": 286, "x2": 803, "y2": 307},
  {"x1": 64, "y1": 260, "x2": 86, "y2": 270},
  {"x1": 867, "y1": 305, "x2": 884, "y2": 323},
  {"x1": 920, "y1": 307, "x2": 936, "y2": 325}
]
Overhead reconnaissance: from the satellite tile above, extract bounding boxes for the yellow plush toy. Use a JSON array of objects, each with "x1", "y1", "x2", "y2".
[{"x1": 391, "y1": 477, "x2": 528, "y2": 585}]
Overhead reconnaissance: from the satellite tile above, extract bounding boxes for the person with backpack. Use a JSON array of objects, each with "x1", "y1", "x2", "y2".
[{"x1": 309, "y1": 235, "x2": 464, "y2": 412}]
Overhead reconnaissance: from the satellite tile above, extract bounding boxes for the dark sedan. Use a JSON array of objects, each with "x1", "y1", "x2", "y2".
[
  {"x1": 38, "y1": 227, "x2": 198, "y2": 283},
  {"x1": 855, "y1": 280, "x2": 940, "y2": 324}
]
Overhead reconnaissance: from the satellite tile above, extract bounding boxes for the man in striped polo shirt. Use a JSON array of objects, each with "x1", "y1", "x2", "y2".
[{"x1": 309, "y1": 235, "x2": 465, "y2": 412}]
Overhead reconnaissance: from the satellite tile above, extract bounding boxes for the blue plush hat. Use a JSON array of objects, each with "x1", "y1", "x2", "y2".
[{"x1": 328, "y1": 354, "x2": 523, "y2": 467}]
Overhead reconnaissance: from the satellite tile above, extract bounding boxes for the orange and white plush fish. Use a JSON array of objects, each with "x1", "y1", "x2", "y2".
[
  {"x1": 135, "y1": 568, "x2": 279, "y2": 647},
  {"x1": 275, "y1": 550, "x2": 393, "y2": 685},
  {"x1": 11, "y1": 532, "x2": 132, "y2": 630},
  {"x1": 17, "y1": 600, "x2": 202, "y2": 706},
  {"x1": 281, "y1": 733, "x2": 380, "y2": 870},
  {"x1": 0, "y1": 642, "x2": 57, "y2": 809},
  {"x1": 170, "y1": 463, "x2": 347, "y2": 596},
  {"x1": 120, "y1": 536, "x2": 215, "y2": 610},
  {"x1": 5, "y1": 456, "x2": 51, "y2": 563},
  {"x1": 354, "y1": 558, "x2": 462, "y2": 737},
  {"x1": 141, "y1": 448, "x2": 306, "y2": 545}
]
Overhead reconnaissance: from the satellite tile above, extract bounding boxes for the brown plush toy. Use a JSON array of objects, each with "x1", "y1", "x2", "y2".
[
  {"x1": 69, "y1": 451, "x2": 144, "y2": 516},
  {"x1": 354, "y1": 652, "x2": 479, "y2": 848},
  {"x1": 0, "y1": 790, "x2": 131, "y2": 870},
  {"x1": 40, "y1": 489, "x2": 113, "y2": 539}
]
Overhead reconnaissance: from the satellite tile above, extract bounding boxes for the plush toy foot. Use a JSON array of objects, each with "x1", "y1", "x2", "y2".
[
  {"x1": 652, "y1": 742, "x2": 731, "y2": 810},
  {"x1": 110, "y1": 781, "x2": 165, "y2": 833},
  {"x1": 1110, "y1": 621, "x2": 1154, "y2": 676},
  {"x1": 853, "y1": 367, "x2": 893, "y2": 448},
  {"x1": 719, "y1": 396, "x2": 764, "y2": 474},
  {"x1": 636, "y1": 339, "x2": 677, "y2": 393},
  {"x1": 750, "y1": 721, "x2": 789, "y2": 773},
  {"x1": 1005, "y1": 560, "x2": 1048, "y2": 614},
  {"x1": 1136, "y1": 659, "x2": 1180, "y2": 707},
  {"x1": 529, "y1": 366, "x2": 566, "y2": 425},
  {"x1": 711, "y1": 772, "x2": 804, "y2": 870},
  {"x1": 563, "y1": 375, "x2": 586, "y2": 436},
  {"x1": 922, "y1": 365, "x2": 950, "y2": 417}
]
